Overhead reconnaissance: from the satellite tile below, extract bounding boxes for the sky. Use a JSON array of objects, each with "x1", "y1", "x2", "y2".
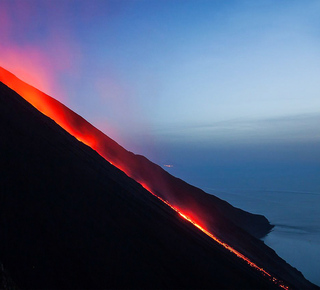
[
  {"x1": 0, "y1": 0, "x2": 319, "y2": 191},
  {"x1": 1, "y1": 1, "x2": 320, "y2": 284}
]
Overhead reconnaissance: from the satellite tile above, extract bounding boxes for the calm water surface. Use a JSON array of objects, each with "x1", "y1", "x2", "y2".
[
  {"x1": 205, "y1": 188, "x2": 320, "y2": 286},
  {"x1": 154, "y1": 140, "x2": 320, "y2": 286}
]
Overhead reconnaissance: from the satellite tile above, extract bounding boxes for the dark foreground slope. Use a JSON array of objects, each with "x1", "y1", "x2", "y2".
[
  {"x1": 0, "y1": 82, "x2": 316, "y2": 289},
  {"x1": 0, "y1": 66, "x2": 279, "y2": 275},
  {"x1": 0, "y1": 66, "x2": 272, "y2": 241}
]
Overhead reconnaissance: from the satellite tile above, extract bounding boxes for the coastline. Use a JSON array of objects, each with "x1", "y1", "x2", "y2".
[{"x1": 207, "y1": 188, "x2": 320, "y2": 286}]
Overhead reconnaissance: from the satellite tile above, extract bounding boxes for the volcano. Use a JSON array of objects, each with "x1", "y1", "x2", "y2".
[{"x1": 0, "y1": 67, "x2": 317, "y2": 289}]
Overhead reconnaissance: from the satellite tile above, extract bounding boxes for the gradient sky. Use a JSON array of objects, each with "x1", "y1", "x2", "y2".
[
  {"x1": 0, "y1": 0, "x2": 319, "y2": 185},
  {"x1": 2, "y1": 1, "x2": 320, "y2": 284}
]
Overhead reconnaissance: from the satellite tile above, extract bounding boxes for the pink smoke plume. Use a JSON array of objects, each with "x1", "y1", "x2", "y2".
[{"x1": 0, "y1": 0, "x2": 80, "y2": 102}]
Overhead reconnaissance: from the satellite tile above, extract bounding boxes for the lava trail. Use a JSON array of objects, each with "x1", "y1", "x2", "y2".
[
  {"x1": 139, "y1": 183, "x2": 290, "y2": 290},
  {"x1": 0, "y1": 66, "x2": 289, "y2": 289}
]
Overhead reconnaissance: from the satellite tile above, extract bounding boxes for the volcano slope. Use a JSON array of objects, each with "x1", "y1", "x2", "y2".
[
  {"x1": 0, "y1": 66, "x2": 272, "y2": 241},
  {"x1": 0, "y1": 66, "x2": 277, "y2": 264},
  {"x1": 0, "y1": 81, "x2": 316, "y2": 289},
  {"x1": 0, "y1": 66, "x2": 284, "y2": 271}
]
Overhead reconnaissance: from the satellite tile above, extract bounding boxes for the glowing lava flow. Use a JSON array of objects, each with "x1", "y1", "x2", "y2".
[
  {"x1": 139, "y1": 183, "x2": 290, "y2": 290},
  {"x1": 0, "y1": 67, "x2": 289, "y2": 289}
]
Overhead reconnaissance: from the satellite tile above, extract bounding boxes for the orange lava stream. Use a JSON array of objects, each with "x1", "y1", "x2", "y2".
[
  {"x1": 140, "y1": 183, "x2": 290, "y2": 290},
  {"x1": 0, "y1": 67, "x2": 289, "y2": 289}
]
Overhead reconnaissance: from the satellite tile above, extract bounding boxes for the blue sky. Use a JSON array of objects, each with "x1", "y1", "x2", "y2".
[
  {"x1": 0, "y1": 0, "x2": 319, "y2": 188},
  {"x1": 1, "y1": 2, "x2": 320, "y2": 284}
]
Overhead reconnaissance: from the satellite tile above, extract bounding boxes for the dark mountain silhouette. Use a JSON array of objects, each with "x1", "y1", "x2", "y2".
[
  {"x1": 0, "y1": 67, "x2": 279, "y2": 265},
  {"x1": 0, "y1": 66, "x2": 272, "y2": 241},
  {"x1": 0, "y1": 73, "x2": 317, "y2": 289}
]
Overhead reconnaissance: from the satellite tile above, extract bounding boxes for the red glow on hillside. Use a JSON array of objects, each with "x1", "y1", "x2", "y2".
[
  {"x1": 147, "y1": 190, "x2": 290, "y2": 290},
  {"x1": 141, "y1": 182, "x2": 289, "y2": 289},
  {"x1": 0, "y1": 66, "x2": 289, "y2": 289}
]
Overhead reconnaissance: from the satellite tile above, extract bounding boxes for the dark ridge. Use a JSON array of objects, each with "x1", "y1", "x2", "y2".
[
  {"x1": 0, "y1": 82, "x2": 317, "y2": 289},
  {"x1": 0, "y1": 65, "x2": 273, "y2": 242}
]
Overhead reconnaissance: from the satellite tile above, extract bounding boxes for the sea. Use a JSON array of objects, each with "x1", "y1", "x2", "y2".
[
  {"x1": 133, "y1": 135, "x2": 320, "y2": 286},
  {"x1": 162, "y1": 162, "x2": 320, "y2": 287},
  {"x1": 204, "y1": 188, "x2": 320, "y2": 287}
]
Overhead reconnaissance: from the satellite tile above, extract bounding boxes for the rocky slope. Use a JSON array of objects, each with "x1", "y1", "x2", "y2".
[
  {"x1": 0, "y1": 66, "x2": 273, "y2": 241},
  {"x1": 0, "y1": 79, "x2": 317, "y2": 289}
]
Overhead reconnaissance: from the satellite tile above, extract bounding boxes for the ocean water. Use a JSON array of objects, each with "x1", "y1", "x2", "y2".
[
  {"x1": 205, "y1": 188, "x2": 320, "y2": 286},
  {"x1": 143, "y1": 138, "x2": 320, "y2": 286}
]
